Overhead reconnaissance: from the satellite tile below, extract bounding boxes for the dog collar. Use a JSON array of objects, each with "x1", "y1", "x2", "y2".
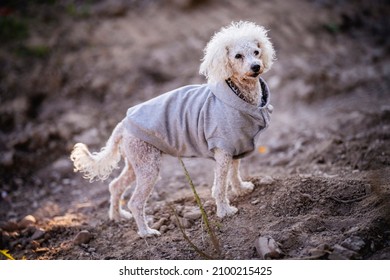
[{"x1": 225, "y1": 78, "x2": 251, "y2": 103}]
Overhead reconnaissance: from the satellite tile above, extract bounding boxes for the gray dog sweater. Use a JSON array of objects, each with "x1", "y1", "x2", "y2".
[{"x1": 124, "y1": 77, "x2": 272, "y2": 159}]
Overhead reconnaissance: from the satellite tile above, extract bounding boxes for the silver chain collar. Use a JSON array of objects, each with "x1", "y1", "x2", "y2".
[{"x1": 226, "y1": 78, "x2": 250, "y2": 103}]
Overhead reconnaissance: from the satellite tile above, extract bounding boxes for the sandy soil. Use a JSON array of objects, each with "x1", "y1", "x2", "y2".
[{"x1": 0, "y1": 0, "x2": 389, "y2": 260}]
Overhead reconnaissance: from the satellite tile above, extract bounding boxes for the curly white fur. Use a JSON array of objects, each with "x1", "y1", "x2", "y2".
[
  {"x1": 70, "y1": 122, "x2": 123, "y2": 182},
  {"x1": 200, "y1": 21, "x2": 275, "y2": 84},
  {"x1": 70, "y1": 21, "x2": 275, "y2": 238}
]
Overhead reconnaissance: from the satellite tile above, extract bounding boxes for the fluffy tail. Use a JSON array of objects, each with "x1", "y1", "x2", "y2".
[{"x1": 70, "y1": 122, "x2": 124, "y2": 182}]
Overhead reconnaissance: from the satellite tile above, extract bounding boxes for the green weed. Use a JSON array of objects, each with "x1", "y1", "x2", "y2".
[{"x1": 176, "y1": 158, "x2": 221, "y2": 259}]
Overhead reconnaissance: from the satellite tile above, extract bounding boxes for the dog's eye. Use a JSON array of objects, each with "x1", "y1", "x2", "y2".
[
  {"x1": 235, "y1": 54, "x2": 243, "y2": 59},
  {"x1": 254, "y1": 50, "x2": 260, "y2": 56}
]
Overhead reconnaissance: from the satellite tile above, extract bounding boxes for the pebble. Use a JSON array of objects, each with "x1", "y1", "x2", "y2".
[
  {"x1": 19, "y1": 215, "x2": 37, "y2": 229},
  {"x1": 260, "y1": 176, "x2": 274, "y2": 185},
  {"x1": 307, "y1": 244, "x2": 330, "y2": 259},
  {"x1": 179, "y1": 218, "x2": 192, "y2": 229},
  {"x1": 73, "y1": 230, "x2": 93, "y2": 245},
  {"x1": 345, "y1": 226, "x2": 360, "y2": 234},
  {"x1": 255, "y1": 236, "x2": 283, "y2": 259},
  {"x1": 341, "y1": 236, "x2": 365, "y2": 252},
  {"x1": 251, "y1": 199, "x2": 260, "y2": 205},
  {"x1": 328, "y1": 244, "x2": 360, "y2": 260},
  {"x1": 183, "y1": 209, "x2": 202, "y2": 221},
  {"x1": 152, "y1": 218, "x2": 167, "y2": 230},
  {"x1": 160, "y1": 225, "x2": 168, "y2": 233},
  {"x1": 87, "y1": 247, "x2": 96, "y2": 253},
  {"x1": 170, "y1": 214, "x2": 192, "y2": 229},
  {"x1": 31, "y1": 228, "x2": 45, "y2": 240}
]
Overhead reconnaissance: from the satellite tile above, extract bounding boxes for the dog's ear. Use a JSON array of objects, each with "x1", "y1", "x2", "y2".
[
  {"x1": 199, "y1": 39, "x2": 232, "y2": 83},
  {"x1": 259, "y1": 41, "x2": 275, "y2": 73},
  {"x1": 255, "y1": 28, "x2": 276, "y2": 73}
]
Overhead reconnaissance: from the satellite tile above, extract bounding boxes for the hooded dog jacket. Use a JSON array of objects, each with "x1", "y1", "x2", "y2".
[{"x1": 125, "y1": 77, "x2": 272, "y2": 159}]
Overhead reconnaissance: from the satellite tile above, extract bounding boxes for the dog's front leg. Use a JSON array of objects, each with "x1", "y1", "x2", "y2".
[
  {"x1": 229, "y1": 159, "x2": 254, "y2": 196},
  {"x1": 212, "y1": 148, "x2": 238, "y2": 218}
]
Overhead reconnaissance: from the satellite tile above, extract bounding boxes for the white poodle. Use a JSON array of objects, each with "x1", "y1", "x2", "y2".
[{"x1": 70, "y1": 21, "x2": 275, "y2": 237}]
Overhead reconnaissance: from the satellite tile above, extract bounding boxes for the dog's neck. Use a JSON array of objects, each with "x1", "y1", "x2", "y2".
[{"x1": 226, "y1": 77, "x2": 262, "y2": 105}]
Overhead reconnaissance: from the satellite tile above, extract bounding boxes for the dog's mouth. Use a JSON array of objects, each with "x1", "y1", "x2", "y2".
[{"x1": 247, "y1": 71, "x2": 261, "y2": 78}]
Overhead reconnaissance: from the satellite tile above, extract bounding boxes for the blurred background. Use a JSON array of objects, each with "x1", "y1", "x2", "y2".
[{"x1": 0, "y1": 0, "x2": 389, "y2": 260}]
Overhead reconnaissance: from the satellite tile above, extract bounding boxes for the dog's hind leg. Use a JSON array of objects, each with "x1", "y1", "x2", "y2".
[
  {"x1": 108, "y1": 158, "x2": 135, "y2": 221},
  {"x1": 228, "y1": 159, "x2": 254, "y2": 196},
  {"x1": 212, "y1": 148, "x2": 238, "y2": 218},
  {"x1": 124, "y1": 134, "x2": 162, "y2": 237}
]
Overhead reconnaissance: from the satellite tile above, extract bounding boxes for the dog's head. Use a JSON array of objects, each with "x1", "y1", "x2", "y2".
[{"x1": 200, "y1": 21, "x2": 275, "y2": 84}]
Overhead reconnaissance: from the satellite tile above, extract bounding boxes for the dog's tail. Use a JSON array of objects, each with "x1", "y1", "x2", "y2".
[{"x1": 70, "y1": 122, "x2": 124, "y2": 182}]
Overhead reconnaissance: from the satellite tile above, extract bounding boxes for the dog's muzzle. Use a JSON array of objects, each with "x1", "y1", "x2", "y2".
[
  {"x1": 251, "y1": 64, "x2": 261, "y2": 73},
  {"x1": 250, "y1": 63, "x2": 262, "y2": 77}
]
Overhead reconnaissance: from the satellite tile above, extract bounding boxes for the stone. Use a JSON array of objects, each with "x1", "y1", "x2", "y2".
[
  {"x1": 160, "y1": 225, "x2": 168, "y2": 233},
  {"x1": 170, "y1": 215, "x2": 192, "y2": 229},
  {"x1": 152, "y1": 218, "x2": 167, "y2": 230},
  {"x1": 328, "y1": 244, "x2": 360, "y2": 260},
  {"x1": 260, "y1": 175, "x2": 274, "y2": 185},
  {"x1": 306, "y1": 244, "x2": 330, "y2": 259},
  {"x1": 177, "y1": 218, "x2": 192, "y2": 229},
  {"x1": 30, "y1": 228, "x2": 45, "y2": 240},
  {"x1": 183, "y1": 209, "x2": 202, "y2": 221},
  {"x1": 255, "y1": 236, "x2": 283, "y2": 259},
  {"x1": 19, "y1": 215, "x2": 37, "y2": 229},
  {"x1": 341, "y1": 236, "x2": 365, "y2": 252},
  {"x1": 251, "y1": 199, "x2": 260, "y2": 205},
  {"x1": 73, "y1": 230, "x2": 93, "y2": 245}
]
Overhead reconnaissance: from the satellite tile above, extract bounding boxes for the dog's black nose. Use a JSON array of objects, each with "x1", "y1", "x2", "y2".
[{"x1": 251, "y1": 64, "x2": 261, "y2": 73}]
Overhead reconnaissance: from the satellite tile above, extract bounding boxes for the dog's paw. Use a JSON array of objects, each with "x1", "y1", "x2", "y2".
[
  {"x1": 232, "y1": 181, "x2": 254, "y2": 196},
  {"x1": 119, "y1": 208, "x2": 133, "y2": 220},
  {"x1": 239, "y1": 181, "x2": 254, "y2": 194},
  {"x1": 217, "y1": 205, "x2": 238, "y2": 218},
  {"x1": 138, "y1": 228, "x2": 161, "y2": 238}
]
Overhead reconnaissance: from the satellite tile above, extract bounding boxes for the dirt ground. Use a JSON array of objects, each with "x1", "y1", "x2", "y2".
[{"x1": 1, "y1": 0, "x2": 389, "y2": 260}]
